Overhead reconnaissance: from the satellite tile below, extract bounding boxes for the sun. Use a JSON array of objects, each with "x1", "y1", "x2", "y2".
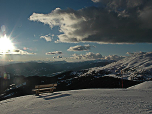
[{"x1": 0, "y1": 35, "x2": 15, "y2": 54}]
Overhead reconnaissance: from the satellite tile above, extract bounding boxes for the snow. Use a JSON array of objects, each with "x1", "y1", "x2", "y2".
[
  {"x1": 1, "y1": 82, "x2": 152, "y2": 114},
  {"x1": 128, "y1": 81, "x2": 152, "y2": 90},
  {"x1": 81, "y1": 52, "x2": 152, "y2": 80}
]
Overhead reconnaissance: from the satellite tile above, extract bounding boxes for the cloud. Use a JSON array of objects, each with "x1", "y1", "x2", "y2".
[
  {"x1": 0, "y1": 49, "x2": 36, "y2": 55},
  {"x1": 104, "y1": 55, "x2": 124, "y2": 61},
  {"x1": 92, "y1": 0, "x2": 145, "y2": 9},
  {"x1": 67, "y1": 44, "x2": 95, "y2": 51},
  {"x1": 46, "y1": 51, "x2": 62, "y2": 55},
  {"x1": 70, "y1": 52, "x2": 124, "y2": 61},
  {"x1": 29, "y1": 0, "x2": 152, "y2": 44},
  {"x1": 71, "y1": 52, "x2": 103, "y2": 60},
  {"x1": 40, "y1": 34, "x2": 54, "y2": 42},
  {"x1": 52, "y1": 56, "x2": 62, "y2": 59},
  {"x1": 126, "y1": 51, "x2": 147, "y2": 56},
  {"x1": 92, "y1": 0, "x2": 100, "y2": 3},
  {"x1": 139, "y1": 6, "x2": 152, "y2": 29},
  {"x1": 57, "y1": 56, "x2": 62, "y2": 58}
]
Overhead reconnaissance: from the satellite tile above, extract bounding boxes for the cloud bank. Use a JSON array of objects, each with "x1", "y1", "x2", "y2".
[
  {"x1": 71, "y1": 52, "x2": 124, "y2": 61},
  {"x1": 0, "y1": 49, "x2": 36, "y2": 55},
  {"x1": 46, "y1": 51, "x2": 62, "y2": 55},
  {"x1": 104, "y1": 55, "x2": 125, "y2": 61},
  {"x1": 29, "y1": 0, "x2": 152, "y2": 44},
  {"x1": 71, "y1": 52, "x2": 102, "y2": 60},
  {"x1": 67, "y1": 44, "x2": 95, "y2": 51}
]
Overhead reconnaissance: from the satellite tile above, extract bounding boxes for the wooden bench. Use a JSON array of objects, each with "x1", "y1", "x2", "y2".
[{"x1": 32, "y1": 83, "x2": 57, "y2": 95}]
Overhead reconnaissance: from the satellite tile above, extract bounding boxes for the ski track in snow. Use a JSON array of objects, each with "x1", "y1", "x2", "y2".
[{"x1": 1, "y1": 82, "x2": 152, "y2": 114}]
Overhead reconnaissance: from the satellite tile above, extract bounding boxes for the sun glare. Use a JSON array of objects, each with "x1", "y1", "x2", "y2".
[{"x1": 0, "y1": 35, "x2": 15, "y2": 54}]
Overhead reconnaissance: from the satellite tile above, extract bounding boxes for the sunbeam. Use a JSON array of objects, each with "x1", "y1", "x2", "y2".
[{"x1": 0, "y1": 34, "x2": 15, "y2": 54}]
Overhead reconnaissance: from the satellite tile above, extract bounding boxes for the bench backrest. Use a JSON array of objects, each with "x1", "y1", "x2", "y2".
[{"x1": 35, "y1": 83, "x2": 57, "y2": 89}]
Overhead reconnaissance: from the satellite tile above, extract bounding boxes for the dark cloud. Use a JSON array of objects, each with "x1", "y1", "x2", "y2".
[
  {"x1": 67, "y1": 44, "x2": 95, "y2": 51},
  {"x1": 46, "y1": 51, "x2": 62, "y2": 55},
  {"x1": 92, "y1": 0, "x2": 145, "y2": 9},
  {"x1": 139, "y1": 6, "x2": 152, "y2": 29},
  {"x1": 29, "y1": 0, "x2": 152, "y2": 44}
]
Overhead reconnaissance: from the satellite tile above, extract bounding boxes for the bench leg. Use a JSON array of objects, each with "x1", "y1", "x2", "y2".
[
  {"x1": 50, "y1": 89, "x2": 53, "y2": 93},
  {"x1": 36, "y1": 90, "x2": 39, "y2": 96}
]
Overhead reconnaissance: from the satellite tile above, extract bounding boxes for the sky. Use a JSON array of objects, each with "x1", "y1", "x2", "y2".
[{"x1": 0, "y1": 0, "x2": 152, "y2": 62}]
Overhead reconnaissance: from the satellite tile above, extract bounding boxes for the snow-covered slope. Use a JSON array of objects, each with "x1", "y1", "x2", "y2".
[
  {"x1": 81, "y1": 52, "x2": 152, "y2": 80},
  {"x1": 1, "y1": 87, "x2": 152, "y2": 114},
  {"x1": 128, "y1": 81, "x2": 152, "y2": 90}
]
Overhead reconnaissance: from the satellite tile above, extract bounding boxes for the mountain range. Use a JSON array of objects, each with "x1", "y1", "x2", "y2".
[{"x1": 0, "y1": 60, "x2": 113, "y2": 76}]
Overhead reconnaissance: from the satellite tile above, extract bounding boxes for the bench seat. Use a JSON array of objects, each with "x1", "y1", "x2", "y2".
[
  {"x1": 32, "y1": 83, "x2": 57, "y2": 95},
  {"x1": 32, "y1": 87, "x2": 56, "y2": 91}
]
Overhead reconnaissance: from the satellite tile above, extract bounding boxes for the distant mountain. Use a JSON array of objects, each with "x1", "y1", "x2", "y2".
[
  {"x1": 0, "y1": 60, "x2": 113, "y2": 76},
  {"x1": 81, "y1": 52, "x2": 152, "y2": 81}
]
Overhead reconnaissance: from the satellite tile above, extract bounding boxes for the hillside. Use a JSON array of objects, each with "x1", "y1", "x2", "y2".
[
  {"x1": 81, "y1": 52, "x2": 152, "y2": 81},
  {"x1": 0, "y1": 60, "x2": 112, "y2": 76}
]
